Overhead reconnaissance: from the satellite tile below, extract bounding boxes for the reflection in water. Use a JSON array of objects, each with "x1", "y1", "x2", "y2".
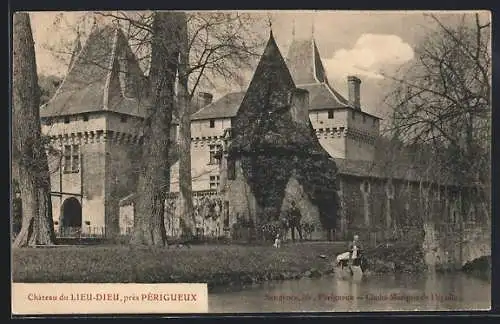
[{"x1": 209, "y1": 272, "x2": 490, "y2": 313}]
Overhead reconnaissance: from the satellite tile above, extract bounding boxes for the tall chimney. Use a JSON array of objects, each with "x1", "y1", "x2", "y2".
[
  {"x1": 289, "y1": 88, "x2": 309, "y2": 125},
  {"x1": 198, "y1": 92, "x2": 213, "y2": 108},
  {"x1": 347, "y1": 76, "x2": 361, "y2": 110}
]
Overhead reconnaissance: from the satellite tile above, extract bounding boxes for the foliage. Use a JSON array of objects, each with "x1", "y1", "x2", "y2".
[
  {"x1": 260, "y1": 220, "x2": 282, "y2": 241},
  {"x1": 230, "y1": 119, "x2": 338, "y2": 230},
  {"x1": 385, "y1": 13, "x2": 491, "y2": 188},
  {"x1": 227, "y1": 32, "x2": 339, "y2": 232}
]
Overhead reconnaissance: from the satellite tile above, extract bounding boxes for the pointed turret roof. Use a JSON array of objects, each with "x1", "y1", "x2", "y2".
[
  {"x1": 40, "y1": 24, "x2": 151, "y2": 118},
  {"x1": 191, "y1": 34, "x2": 380, "y2": 121},
  {"x1": 231, "y1": 30, "x2": 296, "y2": 142},
  {"x1": 286, "y1": 38, "x2": 350, "y2": 110}
]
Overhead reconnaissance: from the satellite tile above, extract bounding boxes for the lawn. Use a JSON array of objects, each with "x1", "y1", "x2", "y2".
[{"x1": 12, "y1": 242, "x2": 347, "y2": 290}]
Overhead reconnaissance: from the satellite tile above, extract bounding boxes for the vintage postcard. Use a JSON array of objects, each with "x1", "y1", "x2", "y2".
[{"x1": 11, "y1": 10, "x2": 491, "y2": 315}]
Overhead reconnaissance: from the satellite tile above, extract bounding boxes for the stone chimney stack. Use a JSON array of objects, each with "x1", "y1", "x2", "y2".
[
  {"x1": 289, "y1": 88, "x2": 310, "y2": 125},
  {"x1": 347, "y1": 76, "x2": 361, "y2": 110}
]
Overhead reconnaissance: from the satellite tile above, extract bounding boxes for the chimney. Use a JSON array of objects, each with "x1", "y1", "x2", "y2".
[
  {"x1": 347, "y1": 76, "x2": 361, "y2": 110},
  {"x1": 289, "y1": 88, "x2": 310, "y2": 125},
  {"x1": 198, "y1": 92, "x2": 213, "y2": 108}
]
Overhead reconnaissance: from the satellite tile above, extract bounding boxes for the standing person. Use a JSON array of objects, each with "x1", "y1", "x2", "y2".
[
  {"x1": 348, "y1": 234, "x2": 364, "y2": 272},
  {"x1": 288, "y1": 201, "x2": 303, "y2": 242}
]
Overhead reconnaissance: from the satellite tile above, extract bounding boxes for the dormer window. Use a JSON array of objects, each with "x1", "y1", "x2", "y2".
[
  {"x1": 328, "y1": 110, "x2": 334, "y2": 119},
  {"x1": 209, "y1": 119, "x2": 215, "y2": 128},
  {"x1": 64, "y1": 116, "x2": 70, "y2": 124}
]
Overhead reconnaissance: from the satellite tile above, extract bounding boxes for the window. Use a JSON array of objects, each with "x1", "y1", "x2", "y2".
[
  {"x1": 44, "y1": 118, "x2": 52, "y2": 126},
  {"x1": 361, "y1": 180, "x2": 370, "y2": 193},
  {"x1": 209, "y1": 175, "x2": 220, "y2": 189},
  {"x1": 328, "y1": 110, "x2": 334, "y2": 119},
  {"x1": 386, "y1": 180, "x2": 395, "y2": 198},
  {"x1": 209, "y1": 119, "x2": 215, "y2": 128},
  {"x1": 209, "y1": 144, "x2": 222, "y2": 164},
  {"x1": 120, "y1": 115, "x2": 128, "y2": 123},
  {"x1": 64, "y1": 116, "x2": 70, "y2": 124},
  {"x1": 63, "y1": 144, "x2": 80, "y2": 173},
  {"x1": 83, "y1": 114, "x2": 89, "y2": 122}
]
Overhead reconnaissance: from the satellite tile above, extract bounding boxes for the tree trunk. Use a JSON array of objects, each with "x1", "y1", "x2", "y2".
[
  {"x1": 176, "y1": 13, "x2": 196, "y2": 239},
  {"x1": 12, "y1": 13, "x2": 56, "y2": 247},
  {"x1": 130, "y1": 12, "x2": 182, "y2": 246}
]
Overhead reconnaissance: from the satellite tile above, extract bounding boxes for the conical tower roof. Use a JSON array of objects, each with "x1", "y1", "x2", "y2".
[
  {"x1": 41, "y1": 24, "x2": 151, "y2": 118},
  {"x1": 286, "y1": 37, "x2": 351, "y2": 110},
  {"x1": 232, "y1": 30, "x2": 296, "y2": 142}
]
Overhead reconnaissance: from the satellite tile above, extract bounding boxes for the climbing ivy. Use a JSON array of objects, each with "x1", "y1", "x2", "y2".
[
  {"x1": 227, "y1": 31, "x2": 338, "y2": 231},
  {"x1": 229, "y1": 118, "x2": 338, "y2": 230}
]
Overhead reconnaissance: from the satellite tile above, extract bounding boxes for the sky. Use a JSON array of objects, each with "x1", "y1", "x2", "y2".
[{"x1": 28, "y1": 10, "x2": 490, "y2": 124}]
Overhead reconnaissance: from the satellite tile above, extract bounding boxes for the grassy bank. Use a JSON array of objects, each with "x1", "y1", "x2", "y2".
[{"x1": 12, "y1": 242, "x2": 347, "y2": 291}]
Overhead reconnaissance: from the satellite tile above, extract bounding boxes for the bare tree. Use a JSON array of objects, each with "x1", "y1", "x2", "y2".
[
  {"x1": 385, "y1": 13, "x2": 491, "y2": 189},
  {"x1": 12, "y1": 13, "x2": 56, "y2": 247},
  {"x1": 129, "y1": 12, "x2": 184, "y2": 246},
  {"x1": 39, "y1": 11, "x2": 263, "y2": 241},
  {"x1": 100, "y1": 11, "x2": 262, "y2": 238}
]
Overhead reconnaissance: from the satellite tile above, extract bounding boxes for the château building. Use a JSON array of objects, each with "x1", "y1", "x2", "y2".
[
  {"x1": 40, "y1": 23, "x2": 178, "y2": 237},
  {"x1": 40, "y1": 22, "x2": 490, "y2": 268}
]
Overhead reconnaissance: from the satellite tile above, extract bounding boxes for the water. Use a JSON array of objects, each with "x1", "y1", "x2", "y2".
[{"x1": 209, "y1": 272, "x2": 491, "y2": 313}]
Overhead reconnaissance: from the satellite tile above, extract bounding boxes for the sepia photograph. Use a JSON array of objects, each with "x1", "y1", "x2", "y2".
[{"x1": 10, "y1": 9, "x2": 491, "y2": 314}]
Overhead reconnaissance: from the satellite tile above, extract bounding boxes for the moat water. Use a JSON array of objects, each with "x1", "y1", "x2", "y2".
[{"x1": 209, "y1": 272, "x2": 490, "y2": 313}]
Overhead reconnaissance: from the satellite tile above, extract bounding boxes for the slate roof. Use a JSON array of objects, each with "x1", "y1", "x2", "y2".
[
  {"x1": 40, "y1": 24, "x2": 151, "y2": 119},
  {"x1": 299, "y1": 83, "x2": 349, "y2": 110},
  {"x1": 285, "y1": 39, "x2": 328, "y2": 85},
  {"x1": 230, "y1": 30, "x2": 296, "y2": 146},
  {"x1": 191, "y1": 37, "x2": 361, "y2": 120},
  {"x1": 334, "y1": 137, "x2": 459, "y2": 185},
  {"x1": 190, "y1": 92, "x2": 245, "y2": 121}
]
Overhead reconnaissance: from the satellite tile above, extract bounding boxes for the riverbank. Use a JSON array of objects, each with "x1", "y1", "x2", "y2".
[
  {"x1": 13, "y1": 241, "x2": 479, "y2": 291},
  {"x1": 462, "y1": 255, "x2": 491, "y2": 281},
  {"x1": 364, "y1": 242, "x2": 428, "y2": 273},
  {"x1": 12, "y1": 242, "x2": 346, "y2": 291}
]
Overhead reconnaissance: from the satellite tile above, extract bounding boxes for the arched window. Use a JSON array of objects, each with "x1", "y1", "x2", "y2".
[{"x1": 360, "y1": 180, "x2": 371, "y2": 194}]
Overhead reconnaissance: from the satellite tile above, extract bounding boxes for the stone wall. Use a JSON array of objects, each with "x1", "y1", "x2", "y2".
[
  {"x1": 280, "y1": 176, "x2": 323, "y2": 240},
  {"x1": 423, "y1": 222, "x2": 491, "y2": 271},
  {"x1": 222, "y1": 159, "x2": 259, "y2": 227},
  {"x1": 337, "y1": 174, "x2": 491, "y2": 269},
  {"x1": 105, "y1": 140, "x2": 141, "y2": 237}
]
